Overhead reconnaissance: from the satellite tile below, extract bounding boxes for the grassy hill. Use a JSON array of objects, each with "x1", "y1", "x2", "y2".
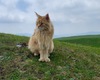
[
  {"x1": 56, "y1": 35, "x2": 100, "y2": 48},
  {"x1": 0, "y1": 33, "x2": 100, "y2": 80}
]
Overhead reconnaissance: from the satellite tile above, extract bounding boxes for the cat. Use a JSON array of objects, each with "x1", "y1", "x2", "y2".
[{"x1": 28, "y1": 12, "x2": 54, "y2": 62}]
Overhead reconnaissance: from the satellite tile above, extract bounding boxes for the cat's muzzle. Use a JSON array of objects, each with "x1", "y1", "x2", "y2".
[{"x1": 38, "y1": 26, "x2": 44, "y2": 31}]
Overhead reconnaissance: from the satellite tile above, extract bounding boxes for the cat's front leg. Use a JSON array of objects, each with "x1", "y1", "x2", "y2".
[
  {"x1": 39, "y1": 49, "x2": 50, "y2": 62},
  {"x1": 44, "y1": 49, "x2": 50, "y2": 62},
  {"x1": 39, "y1": 50, "x2": 45, "y2": 62}
]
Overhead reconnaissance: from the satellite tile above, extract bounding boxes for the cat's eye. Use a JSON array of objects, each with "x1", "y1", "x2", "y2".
[
  {"x1": 37, "y1": 21, "x2": 41, "y2": 24},
  {"x1": 44, "y1": 24, "x2": 48, "y2": 27},
  {"x1": 36, "y1": 20, "x2": 49, "y2": 27},
  {"x1": 36, "y1": 22, "x2": 40, "y2": 25}
]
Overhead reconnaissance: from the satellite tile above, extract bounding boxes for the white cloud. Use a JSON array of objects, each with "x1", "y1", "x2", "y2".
[
  {"x1": 0, "y1": 0, "x2": 100, "y2": 23},
  {"x1": 0, "y1": 0, "x2": 29, "y2": 23},
  {"x1": 0, "y1": 0, "x2": 18, "y2": 8},
  {"x1": 0, "y1": 0, "x2": 100, "y2": 36}
]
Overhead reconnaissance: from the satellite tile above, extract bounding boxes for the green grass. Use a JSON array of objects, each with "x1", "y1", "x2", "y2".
[
  {"x1": 0, "y1": 33, "x2": 100, "y2": 80},
  {"x1": 56, "y1": 35, "x2": 100, "y2": 48}
]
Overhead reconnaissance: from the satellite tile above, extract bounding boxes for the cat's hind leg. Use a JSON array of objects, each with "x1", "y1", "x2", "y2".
[
  {"x1": 49, "y1": 40, "x2": 54, "y2": 54},
  {"x1": 28, "y1": 37, "x2": 39, "y2": 56}
]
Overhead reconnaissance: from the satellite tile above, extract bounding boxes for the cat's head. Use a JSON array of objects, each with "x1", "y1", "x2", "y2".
[{"x1": 35, "y1": 12, "x2": 51, "y2": 31}]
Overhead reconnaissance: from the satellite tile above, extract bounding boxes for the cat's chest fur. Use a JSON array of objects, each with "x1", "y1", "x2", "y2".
[{"x1": 35, "y1": 30, "x2": 51, "y2": 49}]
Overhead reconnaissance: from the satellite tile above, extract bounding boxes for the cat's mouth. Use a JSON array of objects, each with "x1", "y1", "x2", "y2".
[
  {"x1": 38, "y1": 26, "x2": 48, "y2": 31},
  {"x1": 38, "y1": 27, "x2": 44, "y2": 31}
]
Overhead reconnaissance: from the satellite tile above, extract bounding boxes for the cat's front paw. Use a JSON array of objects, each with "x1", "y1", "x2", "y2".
[
  {"x1": 39, "y1": 58, "x2": 50, "y2": 62},
  {"x1": 44, "y1": 58, "x2": 50, "y2": 62},
  {"x1": 39, "y1": 58, "x2": 45, "y2": 62}
]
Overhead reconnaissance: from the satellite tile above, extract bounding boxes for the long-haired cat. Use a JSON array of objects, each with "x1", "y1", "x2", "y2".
[{"x1": 28, "y1": 12, "x2": 54, "y2": 62}]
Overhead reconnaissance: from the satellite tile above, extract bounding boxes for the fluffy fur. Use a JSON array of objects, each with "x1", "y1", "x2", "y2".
[{"x1": 28, "y1": 13, "x2": 54, "y2": 62}]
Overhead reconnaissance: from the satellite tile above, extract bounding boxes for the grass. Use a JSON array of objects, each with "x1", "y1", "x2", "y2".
[
  {"x1": 56, "y1": 35, "x2": 100, "y2": 48},
  {"x1": 0, "y1": 33, "x2": 100, "y2": 80}
]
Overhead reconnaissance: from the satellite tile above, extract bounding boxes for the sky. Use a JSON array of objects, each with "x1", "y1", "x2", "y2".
[{"x1": 0, "y1": 0, "x2": 100, "y2": 37}]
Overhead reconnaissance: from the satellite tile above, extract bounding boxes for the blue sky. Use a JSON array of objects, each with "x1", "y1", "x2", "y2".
[{"x1": 0, "y1": 0, "x2": 100, "y2": 37}]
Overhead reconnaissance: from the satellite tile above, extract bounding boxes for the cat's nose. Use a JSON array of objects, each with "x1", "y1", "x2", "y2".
[
  {"x1": 39, "y1": 23, "x2": 43, "y2": 26},
  {"x1": 39, "y1": 23, "x2": 43, "y2": 27}
]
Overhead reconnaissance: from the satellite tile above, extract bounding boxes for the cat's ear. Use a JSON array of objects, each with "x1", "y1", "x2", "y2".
[
  {"x1": 45, "y1": 13, "x2": 50, "y2": 21},
  {"x1": 35, "y1": 12, "x2": 41, "y2": 17}
]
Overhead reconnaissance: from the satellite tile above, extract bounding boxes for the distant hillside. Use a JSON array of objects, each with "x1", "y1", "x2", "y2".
[
  {"x1": 0, "y1": 33, "x2": 100, "y2": 80},
  {"x1": 57, "y1": 35, "x2": 100, "y2": 48},
  {"x1": 16, "y1": 33, "x2": 32, "y2": 37}
]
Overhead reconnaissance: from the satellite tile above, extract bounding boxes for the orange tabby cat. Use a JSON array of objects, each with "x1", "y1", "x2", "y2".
[{"x1": 28, "y1": 12, "x2": 54, "y2": 62}]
